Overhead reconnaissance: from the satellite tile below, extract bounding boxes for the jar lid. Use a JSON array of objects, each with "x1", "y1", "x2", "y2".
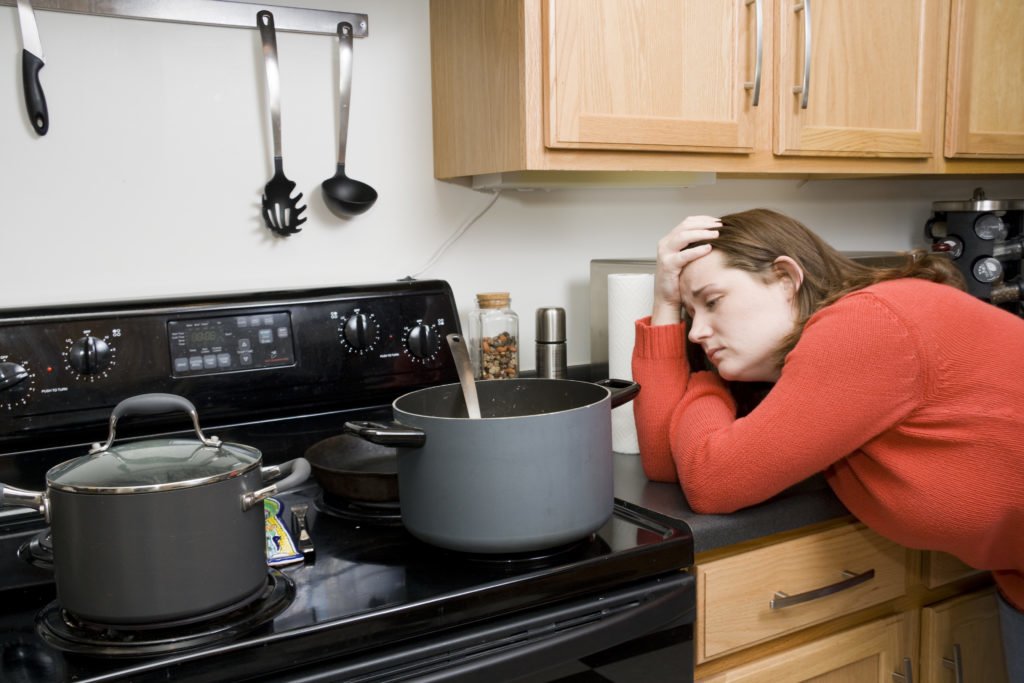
[
  {"x1": 933, "y1": 187, "x2": 1024, "y2": 212},
  {"x1": 47, "y1": 439, "x2": 261, "y2": 494},
  {"x1": 477, "y1": 292, "x2": 511, "y2": 308}
]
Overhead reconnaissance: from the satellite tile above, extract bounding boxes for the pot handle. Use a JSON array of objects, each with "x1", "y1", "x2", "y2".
[
  {"x1": 344, "y1": 421, "x2": 426, "y2": 447},
  {"x1": 242, "y1": 457, "x2": 311, "y2": 511},
  {"x1": 90, "y1": 393, "x2": 221, "y2": 454},
  {"x1": 595, "y1": 378, "x2": 641, "y2": 409},
  {"x1": 0, "y1": 484, "x2": 48, "y2": 519}
]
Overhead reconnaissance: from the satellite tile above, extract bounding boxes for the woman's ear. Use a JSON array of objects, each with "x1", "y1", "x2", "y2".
[{"x1": 772, "y1": 256, "x2": 804, "y2": 298}]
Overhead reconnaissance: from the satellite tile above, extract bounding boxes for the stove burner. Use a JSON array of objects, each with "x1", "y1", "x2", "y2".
[
  {"x1": 17, "y1": 530, "x2": 53, "y2": 571},
  {"x1": 451, "y1": 535, "x2": 603, "y2": 570},
  {"x1": 35, "y1": 569, "x2": 295, "y2": 658},
  {"x1": 316, "y1": 492, "x2": 402, "y2": 525}
]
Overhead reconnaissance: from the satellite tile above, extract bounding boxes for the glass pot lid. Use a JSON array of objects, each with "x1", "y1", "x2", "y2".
[
  {"x1": 47, "y1": 438, "x2": 261, "y2": 493},
  {"x1": 46, "y1": 393, "x2": 261, "y2": 494}
]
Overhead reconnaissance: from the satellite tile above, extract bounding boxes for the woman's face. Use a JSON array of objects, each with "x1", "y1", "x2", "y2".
[{"x1": 680, "y1": 249, "x2": 798, "y2": 382}]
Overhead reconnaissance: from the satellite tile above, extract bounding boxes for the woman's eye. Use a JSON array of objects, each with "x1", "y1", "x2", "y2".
[{"x1": 705, "y1": 297, "x2": 721, "y2": 311}]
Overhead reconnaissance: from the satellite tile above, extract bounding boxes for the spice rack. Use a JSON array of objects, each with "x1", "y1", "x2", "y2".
[{"x1": 0, "y1": 0, "x2": 368, "y2": 37}]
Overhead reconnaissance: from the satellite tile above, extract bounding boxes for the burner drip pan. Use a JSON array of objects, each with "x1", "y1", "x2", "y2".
[
  {"x1": 35, "y1": 569, "x2": 294, "y2": 657},
  {"x1": 316, "y1": 492, "x2": 402, "y2": 525}
]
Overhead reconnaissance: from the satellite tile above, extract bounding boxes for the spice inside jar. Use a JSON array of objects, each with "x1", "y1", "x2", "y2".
[{"x1": 471, "y1": 292, "x2": 520, "y2": 380}]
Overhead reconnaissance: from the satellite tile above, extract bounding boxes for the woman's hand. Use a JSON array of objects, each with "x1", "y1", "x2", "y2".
[{"x1": 652, "y1": 216, "x2": 721, "y2": 325}]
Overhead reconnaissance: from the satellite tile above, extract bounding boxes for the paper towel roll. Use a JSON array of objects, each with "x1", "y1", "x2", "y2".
[{"x1": 607, "y1": 273, "x2": 654, "y2": 454}]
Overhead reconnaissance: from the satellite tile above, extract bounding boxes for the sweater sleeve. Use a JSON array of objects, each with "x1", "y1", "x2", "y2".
[
  {"x1": 672, "y1": 291, "x2": 926, "y2": 514},
  {"x1": 631, "y1": 316, "x2": 691, "y2": 482}
]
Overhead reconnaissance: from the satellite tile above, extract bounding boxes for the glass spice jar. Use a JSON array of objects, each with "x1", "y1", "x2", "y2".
[{"x1": 469, "y1": 292, "x2": 519, "y2": 379}]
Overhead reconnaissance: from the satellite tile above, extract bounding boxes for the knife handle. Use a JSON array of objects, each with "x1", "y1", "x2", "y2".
[{"x1": 21, "y1": 49, "x2": 48, "y2": 136}]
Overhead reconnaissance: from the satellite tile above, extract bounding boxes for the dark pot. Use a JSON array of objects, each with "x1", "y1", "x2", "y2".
[
  {"x1": 0, "y1": 393, "x2": 309, "y2": 625},
  {"x1": 345, "y1": 378, "x2": 639, "y2": 554}
]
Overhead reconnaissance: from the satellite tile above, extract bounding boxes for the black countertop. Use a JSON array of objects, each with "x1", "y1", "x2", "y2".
[{"x1": 612, "y1": 452, "x2": 851, "y2": 555}]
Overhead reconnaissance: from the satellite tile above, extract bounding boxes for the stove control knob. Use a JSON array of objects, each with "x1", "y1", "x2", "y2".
[
  {"x1": 67, "y1": 336, "x2": 112, "y2": 375},
  {"x1": 0, "y1": 361, "x2": 35, "y2": 409},
  {"x1": 405, "y1": 324, "x2": 440, "y2": 359},
  {"x1": 0, "y1": 362, "x2": 29, "y2": 391},
  {"x1": 342, "y1": 313, "x2": 380, "y2": 351}
]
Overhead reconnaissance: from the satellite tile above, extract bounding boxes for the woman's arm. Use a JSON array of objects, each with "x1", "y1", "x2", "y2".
[
  {"x1": 631, "y1": 316, "x2": 691, "y2": 481},
  {"x1": 671, "y1": 291, "x2": 925, "y2": 513}
]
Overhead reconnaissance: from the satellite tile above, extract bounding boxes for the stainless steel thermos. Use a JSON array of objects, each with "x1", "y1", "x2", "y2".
[{"x1": 535, "y1": 307, "x2": 567, "y2": 379}]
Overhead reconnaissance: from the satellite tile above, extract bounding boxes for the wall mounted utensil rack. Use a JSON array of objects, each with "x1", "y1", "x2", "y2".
[{"x1": 0, "y1": 0, "x2": 368, "y2": 37}]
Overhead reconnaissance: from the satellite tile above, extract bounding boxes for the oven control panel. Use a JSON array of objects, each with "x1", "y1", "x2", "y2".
[
  {"x1": 0, "y1": 280, "x2": 460, "y2": 445},
  {"x1": 168, "y1": 312, "x2": 296, "y2": 376}
]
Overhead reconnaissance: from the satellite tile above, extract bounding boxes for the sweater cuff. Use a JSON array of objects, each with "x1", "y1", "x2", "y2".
[{"x1": 634, "y1": 316, "x2": 688, "y2": 359}]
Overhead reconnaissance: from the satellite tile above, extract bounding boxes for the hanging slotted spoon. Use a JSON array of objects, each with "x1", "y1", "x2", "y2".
[{"x1": 257, "y1": 10, "x2": 306, "y2": 236}]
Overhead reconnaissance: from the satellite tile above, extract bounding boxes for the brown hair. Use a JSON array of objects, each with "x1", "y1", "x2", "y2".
[{"x1": 699, "y1": 208, "x2": 965, "y2": 366}]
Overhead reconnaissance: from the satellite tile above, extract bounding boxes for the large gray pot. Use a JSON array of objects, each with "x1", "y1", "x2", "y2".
[
  {"x1": 0, "y1": 393, "x2": 309, "y2": 625},
  {"x1": 345, "y1": 378, "x2": 638, "y2": 554}
]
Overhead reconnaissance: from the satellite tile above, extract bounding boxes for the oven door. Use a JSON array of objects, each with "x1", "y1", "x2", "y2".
[{"x1": 268, "y1": 571, "x2": 695, "y2": 683}]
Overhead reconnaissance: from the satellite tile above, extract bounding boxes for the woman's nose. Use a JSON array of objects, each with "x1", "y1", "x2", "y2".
[{"x1": 688, "y1": 315, "x2": 710, "y2": 343}]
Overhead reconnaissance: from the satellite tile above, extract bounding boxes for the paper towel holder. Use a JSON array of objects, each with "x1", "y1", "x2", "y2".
[{"x1": 590, "y1": 260, "x2": 657, "y2": 380}]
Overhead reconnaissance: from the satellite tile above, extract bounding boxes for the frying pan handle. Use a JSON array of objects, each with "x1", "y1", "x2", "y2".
[
  {"x1": 595, "y1": 379, "x2": 641, "y2": 409},
  {"x1": 344, "y1": 421, "x2": 426, "y2": 447}
]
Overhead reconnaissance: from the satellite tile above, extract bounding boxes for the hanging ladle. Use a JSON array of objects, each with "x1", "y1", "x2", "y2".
[
  {"x1": 321, "y1": 21, "x2": 377, "y2": 216},
  {"x1": 445, "y1": 334, "x2": 482, "y2": 419}
]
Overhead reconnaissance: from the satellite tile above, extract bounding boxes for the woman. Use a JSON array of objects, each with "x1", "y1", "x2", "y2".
[{"x1": 632, "y1": 209, "x2": 1024, "y2": 678}]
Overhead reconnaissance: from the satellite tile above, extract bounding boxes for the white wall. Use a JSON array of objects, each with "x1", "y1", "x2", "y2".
[{"x1": 2, "y1": 1, "x2": 1021, "y2": 369}]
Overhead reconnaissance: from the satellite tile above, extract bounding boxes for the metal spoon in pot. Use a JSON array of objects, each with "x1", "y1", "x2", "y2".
[
  {"x1": 321, "y1": 21, "x2": 377, "y2": 216},
  {"x1": 446, "y1": 334, "x2": 482, "y2": 419}
]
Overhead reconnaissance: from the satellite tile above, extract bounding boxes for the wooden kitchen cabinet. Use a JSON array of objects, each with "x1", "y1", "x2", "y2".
[
  {"x1": 430, "y1": 0, "x2": 1024, "y2": 179},
  {"x1": 944, "y1": 0, "x2": 1024, "y2": 158},
  {"x1": 544, "y1": 0, "x2": 758, "y2": 153},
  {"x1": 920, "y1": 588, "x2": 1009, "y2": 683},
  {"x1": 696, "y1": 523, "x2": 907, "y2": 662},
  {"x1": 774, "y1": 0, "x2": 946, "y2": 158},
  {"x1": 697, "y1": 613, "x2": 917, "y2": 683},
  {"x1": 923, "y1": 551, "x2": 982, "y2": 589}
]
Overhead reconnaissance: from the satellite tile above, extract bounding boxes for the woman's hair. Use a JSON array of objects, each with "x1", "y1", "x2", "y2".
[{"x1": 700, "y1": 208, "x2": 966, "y2": 366}]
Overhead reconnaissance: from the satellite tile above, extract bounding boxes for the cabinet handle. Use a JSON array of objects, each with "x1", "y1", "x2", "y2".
[
  {"x1": 769, "y1": 568, "x2": 875, "y2": 609},
  {"x1": 942, "y1": 644, "x2": 964, "y2": 683},
  {"x1": 792, "y1": 0, "x2": 812, "y2": 108},
  {"x1": 892, "y1": 657, "x2": 914, "y2": 683},
  {"x1": 743, "y1": 0, "x2": 763, "y2": 106}
]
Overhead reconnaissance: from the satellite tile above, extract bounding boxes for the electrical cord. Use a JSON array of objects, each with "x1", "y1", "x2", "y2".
[{"x1": 406, "y1": 190, "x2": 502, "y2": 279}]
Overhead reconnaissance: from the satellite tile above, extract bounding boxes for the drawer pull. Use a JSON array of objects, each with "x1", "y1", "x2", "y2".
[
  {"x1": 892, "y1": 656, "x2": 914, "y2": 683},
  {"x1": 942, "y1": 644, "x2": 964, "y2": 683},
  {"x1": 769, "y1": 568, "x2": 875, "y2": 609}
]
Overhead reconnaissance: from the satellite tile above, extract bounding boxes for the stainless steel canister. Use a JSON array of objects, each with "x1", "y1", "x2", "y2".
[{"x1": 535, "y1": 307, "x2": 567, "y2": 379}]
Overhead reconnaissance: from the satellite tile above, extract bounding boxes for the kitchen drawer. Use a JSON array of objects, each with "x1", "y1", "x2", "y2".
[
  {"x1": 923, "y1": 551, "x2": 982, "y2": 589},
  {"x1": 697, "y1": 612, "x2": 916, "y2": 683},
  {"x1": 697, "y1": 523, "x2": 907, "y2": 662}
]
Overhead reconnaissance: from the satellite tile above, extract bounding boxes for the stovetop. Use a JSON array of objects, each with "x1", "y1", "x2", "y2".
[
  {"x1": 0, "y1": 483, "x2": 692, "y2": 682},
  {"x1": 0, "y1": 280, "x2": 695, "y2": 682}
]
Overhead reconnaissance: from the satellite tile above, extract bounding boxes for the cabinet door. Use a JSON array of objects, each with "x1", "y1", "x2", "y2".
[
  {"x1": 543, "y1": 0, "x2": 761, "y2": 153},
  {"x1": 698, "y1": 613, "x2": 916, "y2": 683},
  {"x1": 775, "y1": 0, "x2": 946, "y2": 157},
  {"x1": 945, "y1": 0, "x2": 1024, "y2": 158},
  {"x1": 920, "y1": 589, "x2": 1008, "y2": 683}
]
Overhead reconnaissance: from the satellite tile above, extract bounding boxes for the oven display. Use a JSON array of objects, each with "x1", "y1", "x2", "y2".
[{"x1": 168, "y1": 312, "x2": 295, "y2": 377}]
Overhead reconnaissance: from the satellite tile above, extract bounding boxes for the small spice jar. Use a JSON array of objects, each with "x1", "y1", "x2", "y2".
[{"x1": 469, "y1": 292, "x2": 519, "y2": 379}]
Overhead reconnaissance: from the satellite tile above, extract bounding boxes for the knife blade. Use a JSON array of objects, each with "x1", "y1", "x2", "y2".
[{"x1": 16, "y1": 0, "x2": 49, "y2": 135}]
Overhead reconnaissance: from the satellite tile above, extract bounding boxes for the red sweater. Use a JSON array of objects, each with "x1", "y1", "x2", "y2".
[{"x1": 632, "y1": 278, "x2": 1024, "y2": 610}]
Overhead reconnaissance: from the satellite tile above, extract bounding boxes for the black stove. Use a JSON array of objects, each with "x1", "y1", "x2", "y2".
[{"x1": 0, "y1": 280, "x2": 694, "y2": 682}]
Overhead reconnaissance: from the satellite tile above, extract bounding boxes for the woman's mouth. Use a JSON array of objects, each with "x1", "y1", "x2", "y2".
[{"x1": 705, "y1": 347, "x2": 723, "y2": 363}]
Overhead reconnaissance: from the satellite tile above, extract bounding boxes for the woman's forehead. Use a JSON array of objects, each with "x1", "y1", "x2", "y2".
[{"x1": 681, "y1": 249, "x2": 729, "y2": 291}]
